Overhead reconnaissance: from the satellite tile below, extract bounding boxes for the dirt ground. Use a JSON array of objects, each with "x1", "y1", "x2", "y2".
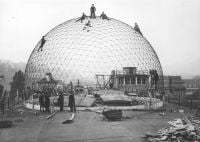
[{"x1": 0, "y1": 103, "x2": 197, "y2": 142}]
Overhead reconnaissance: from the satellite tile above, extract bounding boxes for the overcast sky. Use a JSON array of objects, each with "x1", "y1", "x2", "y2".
[{"x1": 0, "y1": 0, "x2": 200, "y2": 78}]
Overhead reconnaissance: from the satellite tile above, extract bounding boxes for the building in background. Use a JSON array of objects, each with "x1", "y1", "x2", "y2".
[
  {"x1": 184, "y1": 79, "x2": 200, "y2": 99},
  {"x1": 163, "y1": 76, "x2": 186, "y2": 96},
  {"x1": 112, "y1": 67, "x2": 149, "y2": 93},
  {"x1": 0, "y1": 74, "x2": 5, "y2": 95}
]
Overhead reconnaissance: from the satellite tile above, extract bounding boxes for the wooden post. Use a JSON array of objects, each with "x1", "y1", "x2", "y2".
[
  {"x1": 96, "y1": 75, "x2": 98, "y2": 89},
  {"x1": 135, "y1": 76, "x2": 137, "y2": 85},
  {"x1": 103, "y1": 75, "x2": 105, "y2": 89},
  {"x1": 32, "y1": 95, "x2": 34, "y2": 110}
]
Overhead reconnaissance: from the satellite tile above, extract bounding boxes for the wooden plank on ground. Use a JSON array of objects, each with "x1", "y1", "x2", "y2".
[{"x1": 46, "y1": 111, "x2": 57, "y2": 119}]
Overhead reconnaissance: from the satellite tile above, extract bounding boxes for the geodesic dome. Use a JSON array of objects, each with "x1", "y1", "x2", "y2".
[{"x1": 25, "y1": 17, "x2": 163, "y2": 88}]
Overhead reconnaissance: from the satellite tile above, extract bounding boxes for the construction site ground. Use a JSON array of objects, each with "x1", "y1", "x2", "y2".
[{"x1": 0, "y1": 103, "x2": 197, "y2": 142}]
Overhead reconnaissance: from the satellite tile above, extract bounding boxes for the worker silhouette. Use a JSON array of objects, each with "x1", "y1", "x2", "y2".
[
  {"x1": 134, "y1": 23, "x2": 143, "y2": 36},
  {"x1": 100, "y1": 12, "x2": 110, "y2": 21},
  {"x1": 76, "y1": 12, "x2": 87, "y2": 23},
  {"x1": 58, "y1": 93, "x2": 64, "y2": 111},
  {"x1": 90, "y1": 4, "x2": 96, "y2": 18},
  {"x1": 83, "y1": 20, "x2": 92, "y2": 32},
  {"x1": 39, "y1": 92, "x2": 45, "y2": 112},
  {"x1": 68, "y1": 82, "x2": 76, "y2": 112},
  {"x1": 44, "y1": 94, "x2": 50, "y2": 113},
  {"x1": 149, "y1": 70, "x2": 159, "y2": 90},
  {"x1": 38, "y1": 36, "x2": 46, "y2": 52}
]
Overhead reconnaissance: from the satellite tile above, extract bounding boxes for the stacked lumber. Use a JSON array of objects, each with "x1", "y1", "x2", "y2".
[{"x1": 144, "y1": 118, "x2": 200, "y2": 141}]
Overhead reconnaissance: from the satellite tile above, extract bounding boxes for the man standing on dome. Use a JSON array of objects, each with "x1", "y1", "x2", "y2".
[{"x1": 90, "y1": 4, "x2": 96, "y2": 18}]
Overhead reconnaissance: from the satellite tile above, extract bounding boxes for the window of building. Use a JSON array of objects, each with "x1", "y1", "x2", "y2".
[
  {"x1": 137, "y1": 76, "x2": 141, "y2": 84},
  {"x1": 125, "y1": 76, "x2": 130, "y2": 84},
  {"x1": 131, "y1": 77, "x2": 135, "y2": 84},
  {"x1": 142, "y1": 77, "x2": 146, "y2": 84},
  {"x1": 119, "y1": 77, "x2": 124, "y2": 84}
]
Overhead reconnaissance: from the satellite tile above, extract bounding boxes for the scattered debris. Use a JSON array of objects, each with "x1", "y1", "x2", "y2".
[{"x1": 144, "y1": 116, "x2": 200, "y2": 141}]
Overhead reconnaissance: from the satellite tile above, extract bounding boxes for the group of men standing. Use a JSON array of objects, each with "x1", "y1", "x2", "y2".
[
  {"x1": 39, "y1": 91, "x2": 76, "y2": 113},
  {"x1": 57, "y1": 93, "x2": 76, "y2": 112},
  {"x1": 39, "y1": 92, "x2": 50, "y2": 112}
]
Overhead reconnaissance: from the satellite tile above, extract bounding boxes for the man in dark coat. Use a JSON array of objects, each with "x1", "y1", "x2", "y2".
[
  {"x1": 45, "y1": 94, "x2": 50, "y2": 113},
  {"x1": 90, "y1": 4, "x2": 96, "y2": 18},
  {"x1": 0, "y1": 95, "x2": 5, "y2": 115},
  {"x1": 39, "y1": 92, "x2": 44, "y2": 112},
  {"x1": 68, "y1": 93, "x2": 75, "y2": 112},
  {"x1": 58, "y1": 93, "x2": 64, "y2": 111}
]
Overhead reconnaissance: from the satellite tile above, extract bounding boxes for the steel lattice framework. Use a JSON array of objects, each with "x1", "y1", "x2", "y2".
[{"x1": 25, "y1": 17, "x2": 163, "y2": 88}]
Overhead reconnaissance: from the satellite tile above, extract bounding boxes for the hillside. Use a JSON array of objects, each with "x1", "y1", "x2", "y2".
[{"x1": 0, "y1": 60, "x2": 26, "y2": 91}]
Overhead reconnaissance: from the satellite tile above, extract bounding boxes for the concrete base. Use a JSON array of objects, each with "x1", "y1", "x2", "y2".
[{"x1": 25, "y1": 100, "x2": 164, "y2": 111}]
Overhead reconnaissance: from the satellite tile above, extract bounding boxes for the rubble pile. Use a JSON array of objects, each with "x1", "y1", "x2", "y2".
[{"x1": 144, "y1": 117, "x2": 200, "y2": 142}]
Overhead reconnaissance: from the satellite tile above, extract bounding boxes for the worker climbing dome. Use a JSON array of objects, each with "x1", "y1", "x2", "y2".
[{"x1": 25, "y1": 16, "x2": 163, "y2": 87}]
